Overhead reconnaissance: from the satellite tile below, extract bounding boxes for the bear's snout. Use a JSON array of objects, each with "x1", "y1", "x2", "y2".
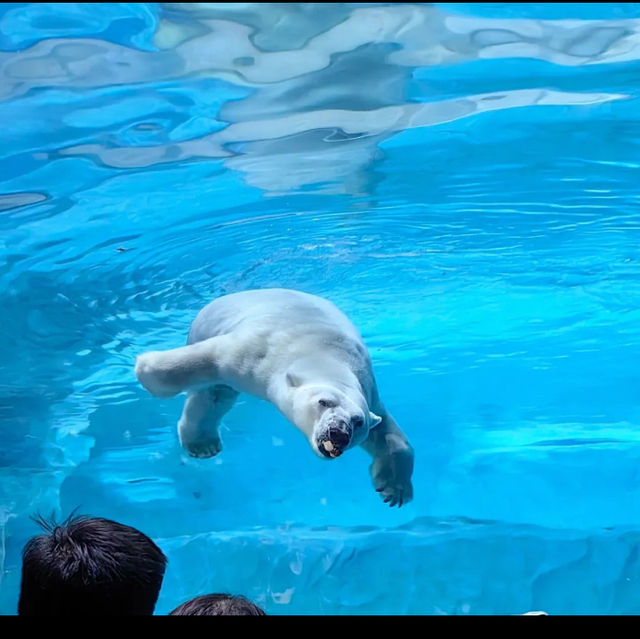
[{"x1": 317, "y1": 419, "x2": 352, "y2": 459}]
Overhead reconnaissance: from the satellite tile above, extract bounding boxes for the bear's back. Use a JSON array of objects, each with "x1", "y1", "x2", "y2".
[{"x1": 187, "y1": 289, "x2": 360, "y2": 346}]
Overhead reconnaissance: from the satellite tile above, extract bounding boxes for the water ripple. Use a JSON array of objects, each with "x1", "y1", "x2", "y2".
[{"x1": 3, "y1": 2, "x2": 640, "y2": 614}]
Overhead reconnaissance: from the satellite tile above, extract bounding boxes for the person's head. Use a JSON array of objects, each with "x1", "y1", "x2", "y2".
[
  {"x1": 169, "y1": 594, "x2": 266, "y2": 616},
  {"x1": 18, "y1": 514, "x2": 167, "y2": 616}
]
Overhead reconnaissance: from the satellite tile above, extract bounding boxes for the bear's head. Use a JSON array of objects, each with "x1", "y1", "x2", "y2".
[{"x1": 287, "y1": 378, "x2": 382, "y2": 459}]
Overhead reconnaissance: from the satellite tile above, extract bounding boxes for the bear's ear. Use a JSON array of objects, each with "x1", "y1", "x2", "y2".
[
  {"x1": 286, "y1": 371, "x2": 302, "y2": 388},
  {"x1": 369, "y1": 412, "x2": 383, "y2": 428}
]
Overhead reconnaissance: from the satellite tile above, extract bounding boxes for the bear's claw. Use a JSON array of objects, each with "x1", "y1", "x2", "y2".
[{"x1": 181, "y1": 435, "x2": 223, "y2": 459}]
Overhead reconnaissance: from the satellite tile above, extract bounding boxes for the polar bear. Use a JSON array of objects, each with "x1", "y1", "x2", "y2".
[{"x1": 135, "y1": 288, "x2": 414, "y2": 507}]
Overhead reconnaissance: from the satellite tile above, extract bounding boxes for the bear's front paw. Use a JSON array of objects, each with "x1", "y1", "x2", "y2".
[{"x1": 370, "y1": 445, "x2": 414, "y2": 508}]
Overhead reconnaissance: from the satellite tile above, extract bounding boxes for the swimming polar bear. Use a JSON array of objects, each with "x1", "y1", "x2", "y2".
[{"x1": 135, "y1": 288, "x2": 414, "y2": 507}]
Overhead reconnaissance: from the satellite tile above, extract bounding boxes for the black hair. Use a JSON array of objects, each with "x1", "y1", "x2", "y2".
[
  {"x1": 169, "y1": 594, "x2": 266, "y2": 616},
  {"x1": 18, "y1": 513, "x2": 167, "y2": 616}
]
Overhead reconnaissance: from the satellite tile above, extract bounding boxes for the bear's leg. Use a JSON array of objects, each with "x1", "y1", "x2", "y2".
[
  {"x1": 135, "y1": 335, "x2": 232, "y2": 398},
  {"x1": 360, "y1": 408, "x2": 414, "y2": 507},
  {"x1": 178, "y1": 384, "x2": 239, "y2": 458}
]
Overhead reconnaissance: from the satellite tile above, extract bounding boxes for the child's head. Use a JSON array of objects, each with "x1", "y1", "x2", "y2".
[{"x1": 169, "y1": 594, "x2": 266, "y2": 616}]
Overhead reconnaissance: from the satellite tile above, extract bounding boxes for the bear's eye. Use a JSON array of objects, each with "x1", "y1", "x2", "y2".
[
  {"x1": 318, "y1": 398, "x2": 336, "y2": 409},
  {"x1": 351, "y1": 415, "x2": 364, "y2": 429}
]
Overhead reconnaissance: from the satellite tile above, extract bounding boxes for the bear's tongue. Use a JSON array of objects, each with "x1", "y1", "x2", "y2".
[{"x1": 322, "y1": 440, "x2": 342, "y2": 458}]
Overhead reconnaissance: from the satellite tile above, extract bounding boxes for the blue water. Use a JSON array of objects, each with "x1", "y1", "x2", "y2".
[{"x1": 2, "y1": 2, "x2": 640, "y2": 615}]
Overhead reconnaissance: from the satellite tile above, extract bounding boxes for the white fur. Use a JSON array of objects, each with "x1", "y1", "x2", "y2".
[{"x1": 135, "y1": 289, "x2": 414, "y2": 506}]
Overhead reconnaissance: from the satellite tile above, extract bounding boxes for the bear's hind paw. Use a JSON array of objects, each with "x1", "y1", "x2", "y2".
[{"x1": 181, "y1": 436, "x2": 223, "y2": 459}]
